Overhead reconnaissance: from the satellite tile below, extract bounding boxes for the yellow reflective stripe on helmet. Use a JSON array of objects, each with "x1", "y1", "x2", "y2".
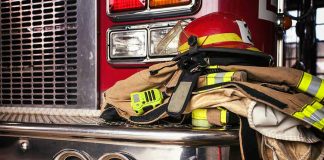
[
  {"x1": 192, "y1": 109, "x2": 207, "y2": 120},
  {"x1": 246, "y1": 47, "x2": 261, "y2": 52},
  {"x1": 178, "y1": 33, "x2": 243, "y2": 53},
  {"x1": 293, "y1": 101, "x2": 324, "y2": 131},
  {"x1": 297, "y1": 72, "x2": 324, "y2": 102},
  {"x1": 206, "y1": 72, "x2": 234, "y2": 85}
]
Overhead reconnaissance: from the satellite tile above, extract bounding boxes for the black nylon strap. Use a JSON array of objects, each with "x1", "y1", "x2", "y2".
[
  {"x1": 129, "y1": 104, "x2": 167, "y2": 123},
  {"x1": 239, "y1": 116, "x2": 261, "y2": 160},
  {"x1": 167, "y1": 71, "x2": 201, "y2": 117}
]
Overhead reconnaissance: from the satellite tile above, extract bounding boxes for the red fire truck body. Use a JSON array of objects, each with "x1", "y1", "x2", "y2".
[
  {"x1": 0, "y1": 0, "x2": 277, "y2": 159},
  {"x1": 98, "y1": 0, "x2": 277, "y2": 91}
]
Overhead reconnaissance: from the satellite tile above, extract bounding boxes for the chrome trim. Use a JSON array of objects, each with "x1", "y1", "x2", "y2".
[
  {"x1": 0, "y1": 122, "x2": 239, "y2": 145},
  {"x1": 77, "y1": 0, "x2": 98, "y2": 109},
  {"x1": 276, "y1": 0, "x2": 285, "y2": 67},
  {"x1": 106, "y1": 0, "x2": 201, "y2": 22},
  {"x1": 107, "y1": 20, "x2": 190, "y2": 65},
  {"x1": 109, "y1": 29, "x2": 148, "y2": 59},
  {"x1": 98, "y1": 153, "x2": 134, "y2": 160},
  {"x1": 54, "y1": 149, "x2": 92, "y2": 160},
  {"x1": 0, "y1": 136, "x2": 237, "y2": 160}
]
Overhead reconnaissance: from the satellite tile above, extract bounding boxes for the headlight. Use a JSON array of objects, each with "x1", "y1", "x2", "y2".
[
  {"x1": 107, "y1": 20, "x2": 190, "y2": 64},
  {"x1": 109, "y1": 30, "x2": 147, "y2": 59},
  {"x1": 150, "y1": 27, "x2": 179, "y2": 57}
]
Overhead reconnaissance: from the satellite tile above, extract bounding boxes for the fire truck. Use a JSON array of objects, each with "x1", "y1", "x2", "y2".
[{"x1": 0, "y1": 0, "x2": 278, "y2": 159}]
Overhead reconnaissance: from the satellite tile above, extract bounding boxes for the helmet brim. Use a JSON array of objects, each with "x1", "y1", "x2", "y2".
[{"x1": 175, "y1": 47, "x2": 273, "y2": 67}]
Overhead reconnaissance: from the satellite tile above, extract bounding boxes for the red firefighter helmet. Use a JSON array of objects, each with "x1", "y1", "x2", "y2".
[{"x1": 178, "y1": 12, "x2": 261, "y2": 53}]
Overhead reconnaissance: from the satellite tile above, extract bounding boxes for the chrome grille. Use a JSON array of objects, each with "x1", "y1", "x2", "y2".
[{"x1": 0, "y1": 0, "x2": 97, "y2": 109}]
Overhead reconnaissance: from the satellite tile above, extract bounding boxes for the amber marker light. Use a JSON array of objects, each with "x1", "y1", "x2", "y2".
[{"x1": 149, "y1": 0, "x2": 191, "y2": 8}]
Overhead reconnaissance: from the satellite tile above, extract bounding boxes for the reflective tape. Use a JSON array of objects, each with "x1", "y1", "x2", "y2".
[
  {"x1": 192, "y1": 109, "x2": 207, "y2": 120},
  {"x1": 206, "y1": 65, "x2": 219, "y2": 69},
  {"x1": 293, "y1": 101, "x2": 324, "y2": 131},
  {"x1": 293, "y1": 111, "x2": 323, "y2": 131},
  {"x1": 297, "y1": 72, "x2": 324, "y2": 102},
  {"x1": 206, "y1": 72, "x2": 234, "y2": 85},
  {"x1": 246, "y1": 47, "x2": 261, "y2": 52},
  {"x1": 219, "y1": 107, "x2": 227, "y2": 125},
  {"x1": 192, "y1": 119, "x2": 212, "y2": 128},
  {"x1": 192, "y1": 109, "x2": 211, "y2": 128},
  {"x1": 178, "y1": 33, "x2": 243, "y2": 53}
]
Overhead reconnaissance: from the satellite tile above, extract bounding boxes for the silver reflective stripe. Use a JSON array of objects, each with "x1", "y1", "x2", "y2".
[
  {"x1": 215, "y1": 72, "x2": 226, "y2": 83},
  {"x1": 303, "y1": 117, "x2": 316, "y2": 124},
  {"x1": 311, "y1": 110, "x2": 324, "y2": 122},
  {"x1": 308, "y1": 76, "x2": 322, "y2": 96}
]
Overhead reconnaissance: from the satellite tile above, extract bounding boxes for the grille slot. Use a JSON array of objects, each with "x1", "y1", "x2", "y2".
[{"x1": 0, "y1": 0, "x2": 82, "y2": 107}]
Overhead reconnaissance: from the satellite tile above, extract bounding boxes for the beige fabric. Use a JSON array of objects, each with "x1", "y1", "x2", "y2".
[
  {"x1": 197, "y1": 71, "x2": 247, "y2": 88},
  {"x1": 102, "y1": 62, "x2": 315, "y2": 128},
  {"x1": 216, "y1": 82, "x2": 314, "y2": 116},
  {"x1": 187, "y1": 88, "x2": 252, "y2": 117},
  {"x1": 219, "y1": 65, "x2": 303, "y2": 87},
  {"x1": 261, "y1": 136, "x2": 324, "y2": 160},
  {"x1": 206, "y1": 109, "x2": 222, "y2": 126},
  {"x1": 247, "y1": 101, "x2": 320, "y2": 143},
  {"x1": 101, "y1": 61, "x2": 179, "y2": 119}
]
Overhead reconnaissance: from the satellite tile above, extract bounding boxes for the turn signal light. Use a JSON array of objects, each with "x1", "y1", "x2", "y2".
[
  {"x1": 149, "y1": 0, "x2": 191, "y2": 8},
  {"x1": 109, "y1": 0, "x2": 146, "y2": 12}
]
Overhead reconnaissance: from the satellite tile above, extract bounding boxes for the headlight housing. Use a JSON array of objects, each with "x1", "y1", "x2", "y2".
[
  {"x1": 150, "y1": 27, "x2": 179, "y2": 57},
  {"x1": 109, "y1": 30, "x2": 147, "y2": 59},
  {"x1": 107, "y1": 20, "x2": 190, "y2": 64}
]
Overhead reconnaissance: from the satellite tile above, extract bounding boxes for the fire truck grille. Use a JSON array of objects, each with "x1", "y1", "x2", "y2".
[{"x1": 0, "y1": 0, "x2": 85, "y2": 107}]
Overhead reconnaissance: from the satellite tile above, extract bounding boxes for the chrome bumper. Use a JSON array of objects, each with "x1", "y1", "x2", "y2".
[{"x1": 0, "y1": 121, "x2": 239, "y2": 160}]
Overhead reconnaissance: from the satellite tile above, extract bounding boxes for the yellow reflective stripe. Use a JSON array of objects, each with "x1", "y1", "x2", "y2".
[
  {"x1": 206, "y1": 72, "x2": 234, "y2": 85},
  {"x1": 309, "y1": 101, "x2": 324, "y2": 125},
  {"x1": 206, "y1": 73, "x2": 216, "y2": 85},
  {"x1": 313, "y1": 122, "x2": 324, "y2": 130},
  {"x1": 320, "y1": 118, "x2": 324, "y2": 126},
  {"x1": 223, "y1": 72, "x2": 234, "y2": 82},
  {"x1": 315, "y1": 80, "x2": 324, "y2": 102},
  {"x1": 293, "y1": 112, "x2": 305, "y2": 119},
  {"x1": 311, "y1": 101, "x2": 323, "y2": 110},
  {"x1": 218, "y1": 108, "x2": 227, "y2": 125},
  {"x1": 302, "y1": 101, "x2": 324, "y2": 121},
  {"x1": 293, "y1": 111, "x2": 324, "y2": 130},
  {"x1": 302, "y1": 105, "x2": 316, "y2": 118},
  {"x1": 297, "y1": 72, "x2": 324, "y2": 102},
  {"x1": 297, "y1": 72, "x2": 312, "y2": 93},
  {"x1": 293, "y1": 101, "x2": 324, "y2": 131},
  {"x1": 207, "y1": 65, "x2": 219, "y2": 69},
  {"x1": 192, "y1": 109, "x2": 207, "y2": 120},
  {"x1": 178, "y1": 33, "x2": 243, "y2": 53},
  {"x1": 246, "y1": 47, "x2": 261, "y2": 52}
]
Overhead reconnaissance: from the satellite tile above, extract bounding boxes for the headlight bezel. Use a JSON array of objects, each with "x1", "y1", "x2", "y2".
[
  {"x1": 149, "y1": 27, "x2": 179, "y2": 58},
  {"x1": 107, "y1": 20, "x2": 191, "y2": 65},
  {"x1": 109, "y1": 29, "x2": 148, "y2": 59}
]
